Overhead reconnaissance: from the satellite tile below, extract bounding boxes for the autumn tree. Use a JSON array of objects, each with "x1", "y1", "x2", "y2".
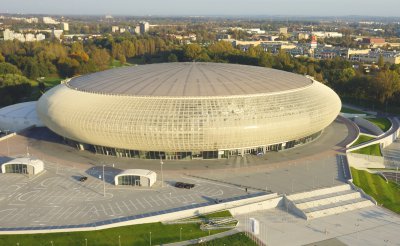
[
  {"x1": 183, "y1": 44, "x2": 202, "y2": 61},
  {"x1": 91, "y1": 48, "x2": 111, "y2": 71},
  {"x1": 372, "y1": 70, "x2": 400, "y2": 103}
]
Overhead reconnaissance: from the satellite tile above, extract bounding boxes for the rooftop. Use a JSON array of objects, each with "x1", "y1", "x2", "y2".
[{"x1": 66, "y1": 62, "x2": 312, "y2": 97}]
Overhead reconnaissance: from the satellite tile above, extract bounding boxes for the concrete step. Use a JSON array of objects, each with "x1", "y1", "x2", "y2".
[
  {"x1": 303, "y1": 197, "x2": 372, "y2": 214},
  {"x1": 292, "y1": 189, "x2": 356, "y2": 204},
  {"x1": 296, "y1": 191, "x2": 362, "y2": 210},
  {"x1": 306, "y1": 199, "x2": 374, "y2": 220},
  {"x1": 287, "y1": 184, "x2": 351, "y2": 201}
]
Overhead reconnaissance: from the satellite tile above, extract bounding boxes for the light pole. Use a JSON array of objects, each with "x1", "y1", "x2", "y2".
[
  {"x1": 103, "y1": 164, "x2": 106, "y2": 197},
  {"x1": 180, "y1": 227, "x2": 182, "y2": 241},
  {"x1": 355, "y1": 223, "x2": 359, "y2": 239},
  {"x1": 149, "y1": 231, "x2": 152, "y2": 246},
  {"x1": 291, "y1": 179, "x2": 294, "y2": 193},
  {"x1": 118, "y1": 235, "x2": 121, "y2": 246},
  {"x1": 85, "y1": 238, "x2": 87, "y2": 246},
  {"x1": 4, "y1": 129, "x2": 10, "y2": 156},
  {"x1": 160, "y1": 156, "x2": 164, "y2": 188}
]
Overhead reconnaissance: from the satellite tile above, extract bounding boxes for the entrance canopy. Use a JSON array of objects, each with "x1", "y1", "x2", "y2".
[
  {"x1": 114, "y1": 169, "x2": 156, "y2": 187},
  {"x1": 1, "y1": 157, "x2": 44, "y2": 175}
]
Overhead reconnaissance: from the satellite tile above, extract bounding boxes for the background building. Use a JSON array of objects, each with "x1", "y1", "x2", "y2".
[
  {"x1": 37, "y1": 63, "x2": 341, "y2": 160},
  {"x1": 139, "y1": 21, "x2": 149, "y2": 34},
  {"x1": 62, "y1": 22, "x2": 69, "y2": 31},
  {"x1": 43, "y1": 17, "x2": 59, "y2": 25}
]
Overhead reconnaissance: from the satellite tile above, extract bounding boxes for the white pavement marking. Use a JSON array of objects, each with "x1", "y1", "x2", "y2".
[
  {"x1": 149, "y1": 196, "x2": 160, "y2": 206},
  {"x1": 135, "y1": 199, "x2": 146, "y2": 209},
  {"x1": 155, "y1": 195, "x2": 168, "y2": 206},
  {"x1": 142, "y1": 197, "x2": 153, "y2": 208},
  {"x1": 114, "y1": 202, "x2": 124, "y2": 214},
  {"x1": 64, "y1": 206, "x2": 81, "y2": 219},
  {"x1": 121, "y1": 201, "x2": 132, "y2": 211},
  {"x1": 57, "y1": 206, "x2": 73, "y2": 220},
  {"x1": 128, "y1": 200, "x2": 138, "y2": 210},
  {"x1": 161, "y1": 194, "x2": 174, "y2": 203}
]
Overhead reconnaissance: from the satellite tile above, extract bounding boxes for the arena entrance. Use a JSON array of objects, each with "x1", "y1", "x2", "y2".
[
  {"x1": 117, "y1": 175, "x2": 141, "y2": 186},
  {"x1": 4, "y1": 164, "x2": 29, "y2": 174},
  {"x1": 114, "y1": 169, "x2": 157, "y2": 187}
]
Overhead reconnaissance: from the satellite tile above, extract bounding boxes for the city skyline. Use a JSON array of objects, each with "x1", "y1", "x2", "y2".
[{"x1": 1, "y1": 0, "x2": 400, "y2": 17}]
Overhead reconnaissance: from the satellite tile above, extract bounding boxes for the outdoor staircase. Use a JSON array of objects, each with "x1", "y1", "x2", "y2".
[{"x1": 286, "y1": 184, "x2": 375, "y2": 220}]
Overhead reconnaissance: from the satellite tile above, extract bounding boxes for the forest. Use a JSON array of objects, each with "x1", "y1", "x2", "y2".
[{"x1": 0, "y1": 34, "x2": 399, "y2": 111}]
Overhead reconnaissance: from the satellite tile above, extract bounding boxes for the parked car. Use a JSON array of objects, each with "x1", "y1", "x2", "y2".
[
  {"x1": 175, "y1": 182, "x2": 195, "y2": 189},
  {"x1": 79, "y1": 176, "x2": 88, "y2": 182}
]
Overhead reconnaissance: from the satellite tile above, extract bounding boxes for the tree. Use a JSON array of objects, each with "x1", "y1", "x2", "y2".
[
  {"x1": 183, "y1": 44, "x2": 202, "y2": 61},
  {"x1": 167, "y1": 53, "x2": 178, "y2": 62},
  {"x1": 121, "y1": 40, "x2": 136, "y2": 58},
  {"x1": 23, "y1": 59, "x2": 40, "y2": 79},
  {"x1": 112, "y1": 43, "x2": 123, "y2": 59},
  {"x1": 208, "y1": 41, "x2": 234, "y2": 59},
  {"x1": 0, "y1": 62, "x2": 21, "y2": 75},
  {"x1": 373, "y1": 70, "x2": 400, "y2": 103},
  {"x1": 377, "y1": 55, "x2": 384, "y2": 68},
  {"x1": 118, "y1": 53, "x2": 126, "y2": 65},
  {"x1": 57, "y1": 57, "x2": 80, "y2": 77},
  {"x1": 0, "y1": 74, "x2": 32, "y2": 106},
  {"x1": 91, "y1": 48, "x2": 111, "y2": 71}
]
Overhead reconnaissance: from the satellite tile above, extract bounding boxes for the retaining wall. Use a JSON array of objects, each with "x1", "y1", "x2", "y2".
[
  {"x1": 353, "y1": 117, "x2": 384, "y2": 136},
  {"x1": 347, "y1": 117, "x2": 399, "y2": 152},
  {"x1": 228, "y1": 196, "x2": 282, "y2": 216}
]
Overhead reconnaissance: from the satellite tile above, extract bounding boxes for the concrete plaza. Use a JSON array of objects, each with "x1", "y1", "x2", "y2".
[{"x1": 236, "y1": 206, "x2": 400, "y2": 246}]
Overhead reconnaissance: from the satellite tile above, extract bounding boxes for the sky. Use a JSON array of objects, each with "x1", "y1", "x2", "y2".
[{"x1": 0, "y1": 0, "x2": 399, "y2": 17}]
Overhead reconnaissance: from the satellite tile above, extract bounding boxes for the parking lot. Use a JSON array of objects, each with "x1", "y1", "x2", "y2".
[
  {"x1": 0, "y1": 118, "x2": 355, "y2": 229},
  {"x1": 0, "y1": 161, "x2": 253, "y2": 229}
]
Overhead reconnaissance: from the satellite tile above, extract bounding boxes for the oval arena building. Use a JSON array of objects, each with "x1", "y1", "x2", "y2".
[{"x1": 37, "y1": 62, "x2": 341, "y2": 160}]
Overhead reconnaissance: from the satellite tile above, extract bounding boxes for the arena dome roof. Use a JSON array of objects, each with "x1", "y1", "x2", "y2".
[{"x1": 67, "y1": 62, "x2": 312, "y2": 97}]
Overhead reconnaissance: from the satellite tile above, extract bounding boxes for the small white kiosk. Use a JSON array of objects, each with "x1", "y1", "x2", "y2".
[
  {"x1": 1, "y1": 157, "x2": 44, "y2": 175},
  {"x1": 114, "y1": 169, "x2": 157, "y2": 187}
]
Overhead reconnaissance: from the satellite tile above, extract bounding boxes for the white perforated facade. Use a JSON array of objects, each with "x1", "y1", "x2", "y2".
[{"x1": 37, "y1": 63, "x2": 341, "y2": 160}]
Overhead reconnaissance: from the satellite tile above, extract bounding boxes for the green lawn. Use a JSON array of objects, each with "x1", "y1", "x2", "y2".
[
  {"x1": 194, "y1": 232, "x2": 257, "y2": 246},
  {"x1": 197, "y1": 210, "x2": 232, "y2": 220},
  {"x1": 351, "y1": 167, "x2": 400, "y2": 214},
  {"x1": 341, "y1": 107, "x2": 365, "y2": 114},
  {"x1": 0, "y1": 222, "x2": 227, "y2": 246},
  {"x1": 350, "y1": 134, "x2": 375, "y2": 147},
  {"x1": 0, "y1": 211, "x2": 232, "y2": 245},
  {"x1": 110, "y1": 60, "x2": 132, "y2": 68},
  {"x1": 352, "y1": 144, "x2": 382, "y2": 156},
  {"x1": 366, "y1": 117, "x2": 392, "y2": 132}
]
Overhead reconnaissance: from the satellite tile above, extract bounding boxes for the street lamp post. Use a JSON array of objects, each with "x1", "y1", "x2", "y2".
[
  {"x1": 160, "y1": 156, "x2": 164, "y2": 188},
  {"x1": 4, "y1": 129, "x2": 10, "y2": 156},
  {"x1": 291, "y1": 179, "x2": 294, "y2": 193},
  {"x1": 103, "y1": 164, "x2": 106, "y2": 197}
]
